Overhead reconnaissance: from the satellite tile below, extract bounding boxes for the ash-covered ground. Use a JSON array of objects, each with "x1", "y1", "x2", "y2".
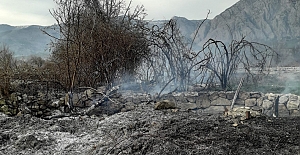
[{"x1": 0, "y1": 102, "x2": 299, "y2": 155}]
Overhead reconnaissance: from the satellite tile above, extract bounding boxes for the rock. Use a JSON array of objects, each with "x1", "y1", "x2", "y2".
[
  {"x1": 195, "y1": 97, "x2": 211, "y2": 108},
  {"x1": 287, "y1": 100, "x2": 299, "y2": 110},
  {"x1": 209, "y1": 92, "x2": 219, "y2": 101},
  {"x1": 154, "y1": 100, "x2": 176, "y2": 110},
  {"x1": 278, "y1": 104, "x2": 290, "y2": 117},
  {"x1": 177, "y1": 102, "x2": 198, "y2": 111},
  {"x1": 264, "y1": 109, "x2": 273, "y2": 117},
  {"x1": 245, "y1": 98, "x2": 257, "y2": 107},
  {"x1": 226, "y1": 91, "x2": 235, "y2": 100},
  {"x1": 257, "y1": 98, "x2": 264, "y2": 106},
  {"x1": 289, "y1": 94, "x2": 298, "y2": 101},
  {"x1": 262, "y1": 100, "x2": 273, "y2": 110},
  {"x1": 279, "y1": 95, "x2": 289, "y2": 104},
  {"x1": 250, "y1": 92, "x2": 262, "y2": 98},
  {"x1": 218, "y1": 92, "x2": 227, "y2": 98},
  {"x1": 234, "y1": 99, "x2": 245, "y2": 105},
  {"x1": 238, "y1": 92, "x2": 249, "y2": 100},
  {"x1": 186, "y1": 96, "x2": 196, "y2": 103},
  {"x1": 266, "y1": 93, "x2": 276, "y2": 101},
  {"x1": 203, "y1": 106, "x2": 225, "y2": 114},
  {"x1": 211, "y1": 98, "x2": 231, "y2": 106}
]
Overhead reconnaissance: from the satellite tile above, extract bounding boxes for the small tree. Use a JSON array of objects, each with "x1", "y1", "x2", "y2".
[
  {"x1": 0, "y1": 45, "x2": 16, "y2": 97},
  {"x1": 46, "y1": 0, "x2": 150, "y2": 90}
]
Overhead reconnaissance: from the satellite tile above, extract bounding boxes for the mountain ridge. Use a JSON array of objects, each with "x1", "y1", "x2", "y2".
[{"x1": 0, "y1": 0, "x2": 299, "y2": 63}]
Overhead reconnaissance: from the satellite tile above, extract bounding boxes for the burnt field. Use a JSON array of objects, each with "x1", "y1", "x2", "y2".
[{"x1": 0, "y1": 103, "x2": 299, "y2": 155}]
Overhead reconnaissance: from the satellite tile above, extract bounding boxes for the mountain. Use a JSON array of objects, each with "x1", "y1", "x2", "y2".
[
  {"x1": 192, "y1": 0, "x2": 300, "y2": 45},
  {"x1": 0, "y1": 24, "x2": 59, "y2": 58}
]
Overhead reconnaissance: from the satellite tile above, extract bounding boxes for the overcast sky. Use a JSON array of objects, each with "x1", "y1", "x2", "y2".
[{"x1": 0, "y1": 0, "x2": 239, "y2": 26}]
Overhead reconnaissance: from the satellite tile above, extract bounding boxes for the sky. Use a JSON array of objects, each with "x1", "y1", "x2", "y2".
[{"x1": 0, "y1": 0, "x2": 239, "y2": 26}]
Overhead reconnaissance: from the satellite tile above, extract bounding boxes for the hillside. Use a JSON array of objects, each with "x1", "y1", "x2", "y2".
[{"x1": 0, "y1": 24, "x2": 58, "y2": 58}]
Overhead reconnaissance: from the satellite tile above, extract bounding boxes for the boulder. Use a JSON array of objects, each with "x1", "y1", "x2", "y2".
[
  {"x1": 211, "y1": 98, "x2": 231, "y2": 106},
  {"x1": 262, "y1": 100, "x2": 273, "y2": 110},
  {"x1": 154, "y1": 100, "x2": 176, "y2": 110},
  {"x1": 245, "y1": 98, "x2": 257, "y2": 107}
]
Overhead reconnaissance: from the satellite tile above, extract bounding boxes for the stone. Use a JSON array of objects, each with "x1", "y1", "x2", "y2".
[
  {"x1": 203, "y1": 106, "x2": 225, "y2": 114},
  {"x1": 278, "y1": 104, "x2": 290, "y2": 117},
  {"x1": 195, "y1": 98, "x2": 211, "y2": 108},
  {"x1": 289, "y1": 94, "x2": 298, "y2": 101},
  {"x1": 262, "y1": 100, "x2": 273, "y2": 110},
  {"x1": 245, "y1": 98, "x2": 257, "y2": 107},
  {"x1": 250, "y1": 92, "x2": 262, "y2": 98},
  {"x1": 175, "y1": 94, "x2": 188, "y2": 103},
  {"x1": 186, "y1": 96, "x2": 196, "y2": 103},
  {"x1": 177, "y1": 102, "x2": 198, "y2": 111},
  {"x1": 264, "y1": 109, "x2": 273, "y2": 117},
  {"x1": 154, "y1": 100, "x2": 176, "y2": 110},
  {"x1": 257, "y1": 98, "x2": 264, "y2": 106},
  {"x1": 211, "y1": 98, "x2": 231, "y2": 106},
  {"x1": 226, "y1": 91, "x2": 235, "y2": 100},
  {"x1": 266, "y1": 93, "x2": 276, "y2": 101},
  {"x1": 218, "y1": 92, "x2": 227, "y2": 98},
  {"x1": 209, "y1": 92, "x2": 219, "y2": 101},
  {"x1": 279, "y1": 95, "x2": 289, "y2": 104},
  {"x1": 287, "y1": 100, "x2": 299, "y2": 110},
  {"x1": 238, "y1": 92, "x2": 249, "y2": 100},
  {"x1": 233, "y1": 99, "x2": 244, "y2": 105}
]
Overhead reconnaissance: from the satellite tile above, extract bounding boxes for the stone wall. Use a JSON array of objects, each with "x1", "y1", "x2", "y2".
[
  {"x1": 0, "y1": 89, "x2": 300, "y2": 117},
  {"x1": 158, "y1": 91, "x2": 300, "y2": 117}
]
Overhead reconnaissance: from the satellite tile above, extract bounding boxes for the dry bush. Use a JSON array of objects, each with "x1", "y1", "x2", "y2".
[{"x1": 45, "y1": 0, "x2": 150, "y2": 91}]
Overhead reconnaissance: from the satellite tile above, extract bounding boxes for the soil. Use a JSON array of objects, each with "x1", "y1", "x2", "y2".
[{"x1": 0, "y1": 103, "x2": 299, "y2": 155}]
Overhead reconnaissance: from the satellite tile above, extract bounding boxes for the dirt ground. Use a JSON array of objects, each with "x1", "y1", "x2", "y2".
[{"x1": 0, "y1": 103, "x2": 299, "y2": 155}]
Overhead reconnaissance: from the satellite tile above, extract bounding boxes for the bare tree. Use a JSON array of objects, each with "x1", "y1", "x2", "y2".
[{"x1": 191, "y1": 37, "x2": 278, "y2": 90}]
